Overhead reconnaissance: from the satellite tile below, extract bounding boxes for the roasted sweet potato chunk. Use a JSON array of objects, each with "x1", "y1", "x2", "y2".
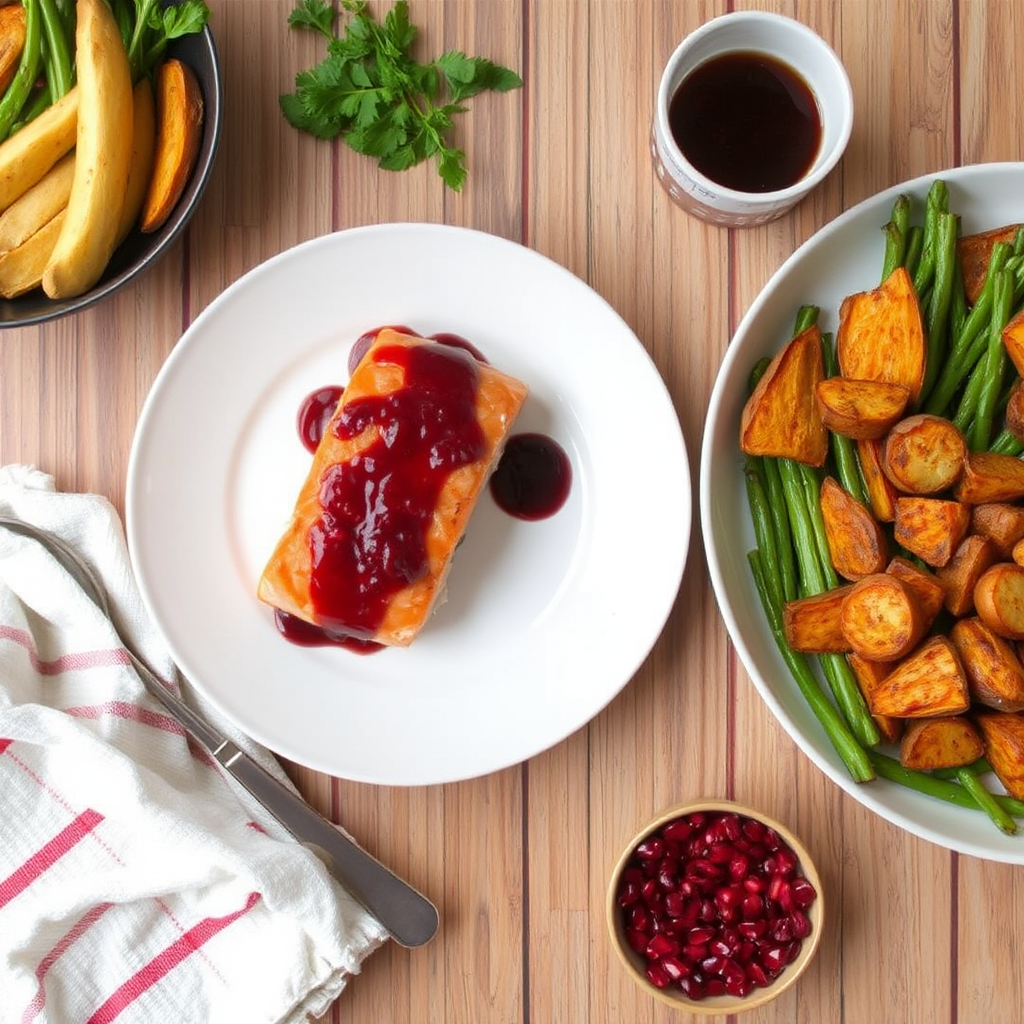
[
  {"x1": 974, "y1": 562, "x2": 1024, "y2": 640},
  {"x1": 836, "y1": 266, "x2": 926, "y2": 404},
  {"x1": 740, "y1": 324, "x2": 828, "y2": 466},
  {"x1": 869, "y1": 636, "x2": 970, "y2": 718},
  {"x1": 893, "y1": 496, "x2": 971, "y2": 568},
  {"x1": 857, "y1": 438, "x2": 899, "y2": 522},
  {"x1": 1002, "y1": 306, "x2": 1024, "y2": 380},
  {"x1": 840, "y1": 573, "x2": 928, "y2": 662},
  {"x1": 954, "y1": 452, "x2": 1024, "y2": 505},
  {"x1": 815, "y1": 377, "x2": 910, "y2": 440},
  {"x1": 975, "y1": 712, "x2": 1024, "y2": 800},
  {"x1": 950, "y1": 616, "x2": 1024, "y2": 712},
  {"x1": 971, "y1": 503, "x2": 1024, "y2": 559},
  {"x1": 882, "y1": 414, "x2": 966, "y2": 494},
  {"x1": 847, "y1": 651, "x2": 904, "y2": 744},
  {"x1": 783, "y1": 585, "x2": 854, "y2": 653},
  {"x1": 899, "y1": 716, "x2": 985, "y2": 770},
  {"x1": 0, "y1": 4, "x2": 26, "y2": 97},
  {"x1": 886, "y1": 556, "x2": 946, "y2": 626},
  {"x1": 936, "y1": 534, "x2": 998, "y2": 616},
  {"x1": 819, "y1": 476, "x2": 889, "y2": 581},
  {"x1": 958, "y1": 224, "x2": 1021, "y2": 305}
]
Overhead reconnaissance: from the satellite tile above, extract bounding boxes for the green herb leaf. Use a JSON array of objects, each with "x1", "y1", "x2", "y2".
[{"x1": 281, "y1": 0, "x2": 522, "y2": 191}]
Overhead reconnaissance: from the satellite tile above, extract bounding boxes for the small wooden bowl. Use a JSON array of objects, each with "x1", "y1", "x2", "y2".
[{"x1": 606, "y1": 799, "x2": 825, "y2": 1014}]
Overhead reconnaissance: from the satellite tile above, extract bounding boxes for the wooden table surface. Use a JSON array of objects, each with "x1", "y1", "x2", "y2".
[{"x1": 3, "y1": 1, "x2": 1024, "y2": 1021}]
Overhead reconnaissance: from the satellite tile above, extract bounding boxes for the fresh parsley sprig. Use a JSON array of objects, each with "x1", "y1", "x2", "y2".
[{"x1": 280, "y1": 0, "x2": 523, "y2": 192}]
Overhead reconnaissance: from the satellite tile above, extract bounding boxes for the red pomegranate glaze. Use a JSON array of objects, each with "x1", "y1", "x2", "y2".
[
  {"x1": 616, "y1": 810, "x2": 817, "y2": 1000},
  {"x1": 297, "y1": 385, "x2": 344, "y2": 455},
  {"x1": 490, "y1": 433, "x2": 572, "y2": 520}
]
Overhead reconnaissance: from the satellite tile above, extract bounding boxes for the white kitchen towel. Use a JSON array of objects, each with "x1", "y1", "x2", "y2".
[{"x1": 0, "y1": 465, "x2": 388, "y2": 1024}]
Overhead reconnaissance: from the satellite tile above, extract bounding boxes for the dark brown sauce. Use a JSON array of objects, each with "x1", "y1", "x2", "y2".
[
  {"x1": 669, "y1": 51, "x2": 822, "y2": 194},
  {"x1": 490, "y1": 433, "x2": 572, "y2": 521}
]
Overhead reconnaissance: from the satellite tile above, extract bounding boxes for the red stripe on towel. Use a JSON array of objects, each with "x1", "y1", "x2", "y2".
[
  {"x1": 64, "y1": 701, "x2": 186, "y2": 735},
  {"x1": 0, "y1": 624, "x2": 132, "y2": 674},
  {"x1": 0, "y1": 738, "x2": 11, "y2": 754},
  {"x1": 85, "y1": 892, "x2": 262, "y2": 1024},
  {"x1": 0, "y1": 809, "x2": 105, "y2": 909}
]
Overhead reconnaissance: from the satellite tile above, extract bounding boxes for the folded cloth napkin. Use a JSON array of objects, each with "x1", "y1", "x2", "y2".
[{"x1": 0, "y1": 466, "x2": 388, "y2": 1024}]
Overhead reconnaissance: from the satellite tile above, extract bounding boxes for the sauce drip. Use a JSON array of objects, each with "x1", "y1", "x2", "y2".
[
  {"x1": 490, "y1": 433, "x2": 572, "y2": 520},
  {"x1": 297, "y1": 386, "x2": 344, "y2": 455},
  {"x1": 669, "y1": 51, "x2": 822, "y2": 194}
]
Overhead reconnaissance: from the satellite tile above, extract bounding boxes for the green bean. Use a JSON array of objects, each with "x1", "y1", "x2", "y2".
[
  {"x1": 793, "y1": 304, "x2": 820, "y2": 336},
  {"x1": 932, "y1": 757, "x2": 992, "y2": 781},
  {"x1": 920, "y1": 213, "x2": 958, "y2": 403},
  {"x1": 956, "y1": 767, "x2": 1018, "y2": 835},
  {"x1": 821, "y1": 332, "x2": 869, "y2": 506},
  {"x1": 989, "y1": 430, "x2": 1024, "y2": 456},
  {"x1": 969, "y1": 268, "x2": 1015, "y2": 451},
  {"x1": 903, "y1": 225, "x2": 925, "y2": 282},
  {"x1": 745, "y1": 460, "x2": 784, "y2": 611},
  {"x1": 0, "y1": 0, "x2": 42, "y2": 143},
  {"x1": 39, "y1": 0, "x2": 73, "y2": 101},
  {"x1": 881, "y1": 194, "x2": 911, "y2": 282},
  {"x1": 762, "y1": 457, "x2": 798, "y2": 604},
  {"x1": 912, "y1": 180, "x2": 948, "y2": 297}
]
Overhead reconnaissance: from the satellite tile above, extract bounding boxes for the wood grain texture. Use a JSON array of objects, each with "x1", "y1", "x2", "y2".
[{"x1": 2, "y1": 1, "x2": 1024, "y2": 1022}]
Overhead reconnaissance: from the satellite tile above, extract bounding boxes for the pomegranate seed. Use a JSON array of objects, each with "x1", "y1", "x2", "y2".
[
  {"x1": 743, "y1": 875, "x2": 766, "y2": 894},
  {"x1": 708, "y1": 842, "x2": 735, "y2": 864},
  {"x1": 761, "y1": 945, "x2": 788, "y2": 975},
  {"x1": 629, "y1": 906, "x2": 651, "y2": 931},
  {"x1": 646, "y1": 933, "x2": 680, "y2": 960},
  {"x1": 625, "y1": 928, "x2": 648, "y2": 953},
  {"x1": 701, "y1": 954, "x2": 728, "y2": 976},
  {"x1": 683, "y1": 941, "x2": 709, "y2": 962},
  {"x1": 645, "y1": 961, "x2": 672, "y2": 988},
  {"x1": 742, "y1": 894, "x2": 766, "y2": 920},
  {"x1": 791, "y1": 910, "x2": 812, "y2": 939},
  {"x1": 677, "y1": 899, "x2": 701, "y2": 930},
  {"x1": 686, "y1": 925, "x2": 717, "y2": 944},
  {"x1": 636, "y1": 837, "x2": 664, "y2": 861},
  {"x1": 685, "y1": 812, "x2": 707, "y2": 829},
  {"x1": 662, "y1": 819, "x2": 693, "y2": 843},
  {"x1": 714, "y1": 884, "x2": 744, "y2": 911},
  {"x1": 660, "y1": 955, "x2": 691, "y2": 982},
  {"x1": 743, "y1": 818, "x2": 767, "y2": 842},
  {"x1": 790, "y1": 877, "x2": 818, "y2": 909},
  {"x1": 641, "y1": 879, "x2": 660, "y2": 905},
  {"x1": 729, "y1": 853, "x2": 750, "y2": 881},
  {"x1": 678, "y1": 975, "x2": 705, "y2": 1000},
  {"x1": 698, "y1": 898, "x2": 717, "y2": 922},
  {"x1": 737, "y1": 918, "x2": 768, "y2": 940},
  {"x1": 770, "y1": 915, "x2": 795, "y2": 943},
  {"x1": 747, "y1": 961, "x2": 770, "y2": 988},
  {"x1": 704, "y1": 977, "x2": 729, "y2": 997},
  {"x1": 618, "y1": 882, "x2": 641, "y2": 908}
]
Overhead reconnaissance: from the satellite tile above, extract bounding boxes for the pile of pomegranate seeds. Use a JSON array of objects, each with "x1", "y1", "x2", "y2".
[{"x1": 615, "y1": 810, "x2": 818, "y2": 1001}]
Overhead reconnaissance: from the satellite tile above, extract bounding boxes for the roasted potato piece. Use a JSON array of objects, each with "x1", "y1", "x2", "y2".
[
  {"x1": 936, "y1": 534, "x2": 998, "y2": 616},
  {"x1": 0, "y1": 3, "x2": 26, "y2": 97},
  {"x1": 783, "y1": 585, "x2": 854, "y2": 653},
  {"x1": 893, "y1": 496, "x2": 971, "y2": 568},
  {"x1": 958, "y1": 224, "x2": 1022, "y2": 305},
  {"x1": 869, "y1": 636, "x2": 970, "y2": 718},
  {"x1": 954, "y1": 451, "x2": 1024, "y2": 505},
  {"x1": 814, "y1": 377, "x2": 910, "y2": 440},
  {"x1": 882, "y1": 414, "x2": 966, "y2": 494},
  {"x1": 971, "y1": 503, "x2": 1024, "y2": 559},
  {"x1": 857, "y1": 438, "x2": 899, "y2": 522},
  {"x1": 1004, "y1": 378, "x2": 1024, "y2": 443},
  {"x1": 116, "y1": 77, "x2": 157, "y2": 245},
  {"x1": 847, "y1": 651, "x2": 904, "y2": 744},
  {"x1": 0, "y1": 210, "x2": 65, "y2": 298},
  {"x1": 974, "y1": 562, "x2": 1024, "y2": 640},
  {"x1": 840, "y1": 573, "x2": 928, "y2": 662},
  {"x1": 140, "y1": 58, "x2": 204, "y2": 233},
  {"x1": 886, "y1": 556, "x2": 945, "y2": 626},
  {"x1": 950, "y1": 616, "x2": 1024, "y2": 712},
  {"x1": 740, "y1": 323, "x2": 828, "y2": 466},
  {"x1": 819, "y1": 476, "x2": 889, "y2": 581},
  {"x1": 1003, "y1": 306, "x2": 1024, "y2": 380},
  {"x1": 837, "y1": 266, "x2": 926, "y2": 403},
  {"x1": 975, "y1": 712, "x2": 1024, "y2": 800},
  {"x1": 1014, "y1": 537, "x2": 1024, "y2": 568},
  {"x1": 0, "y1": 152, "x2": 74, "y2": 255},
  {"x1": 899, "y1": 716, "x2": 985, "y2": 770}
]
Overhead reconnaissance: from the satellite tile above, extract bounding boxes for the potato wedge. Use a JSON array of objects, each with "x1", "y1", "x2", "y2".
[
  {"x1": 840, "y1": 572, "x2": 928, "y2": 662},
  {"x1": 958, "y1": 224, "x2": 1022, "y2": 305},
  {"x1": 116, "y1": 77, "x2": 157, "y2": 244},
  {"x1": 899, "y1": 716, "x2": 985, "y2": 771},
  {"x1": 846, "y1": 651, "x2": 904, "y2": 744},
  {"x1": 1014, "y1": 537, "x2": 1024, "y2": 569},
  {"x1": 893, "y1": 496, "x2": 971, "y2": 568},
  {"x1": 857, "y1": 438, "x2": 899, "y2": 522},
  {"x1": 837, "y1": 266, "x2": 926, "y2": 403},
  {"x1": 974, "y1": 562, "x2": 1024, "y2": 640},
  {"x1": 0, "y1": 2, "x2": 26, "y2": 97},
  {"x1": 886, "y1": 556, "x2": 945, "y2": 626},
  {"x1": 819, "y1": 476, "x2": 889, "y2": 580},
  {"x1": 971, "y1": 503, "x2": 1024, "y2": 559},
  {"x1": 140, "y1": 57, "x2": 204, "y2": 233},
  {"x1": 975, "y1": 712, "x2": 1024, "y2": 800},
  {"x1": 0, "y1": 152, "x2": 74, "y2": 254},
  {"x1": 740, "y1": 323, "x2": 828, "y2": 466},
  {"x1": 814, "y1": 377, "x2": 910, "y2": 440},
  {"x1": 0, "y1": 209, "x2": 65, "y2": 298},
  {"x1": 869, "y1": 636, "x2": 970, "y2": 718},
  {"x1": 43, "y1": 0, "x2": 133, "y2": 299},
  {"x1": 1004, "y1": 378, "x2": 1024, "y2": 444},
  {"x1": 936, "y1": 534, "x2": 998, "y2": 617},
  {"x1": 882, "y1": 414, "x2": 966, "y2": 494},
  {"x1": 950, "y1": 616, "x2": 1024, "y2": 712},
  {"x1": 0, "y1": 85, "x2": 78, "y2": 213},
  {"x1": 1003, "y1": 306, "x2": 1024, "y2": 380},
  {"x1": 783, "y1": 585, "x2": 854, "y2": 653},
  {"x1": 954, "y1": 451, "x2": 1024, "y2": 505}
]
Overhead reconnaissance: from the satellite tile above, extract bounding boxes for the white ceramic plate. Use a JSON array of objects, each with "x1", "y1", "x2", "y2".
[
  {"x1": 702, "y1": 162, "x2": 1024, "y2": 863},
  {"x1": 127, "y1": 224, "x2": 690, "y2": 786}
]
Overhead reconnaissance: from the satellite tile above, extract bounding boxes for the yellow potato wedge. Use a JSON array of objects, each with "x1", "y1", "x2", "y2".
[
  {"x1": 882, "y1": 414, "x2": 967, "y2": 495},
  {"x1": 783, "y1": 585, "x2": 854, "y2": 654},
  {"x1": 886, "y1": 556, "x2": 946, "y2": 627},
  {"x1": 0, "y1": 209, "x2": 66, "y2": 298},
  {"x1": 893, "y1": 496, "x2": 971, "y2": 568},
  {"x1": 971, "y1": 503, "x2": 1024, "y2": 559},
  {"x1": 740, "y1": 323, "x2": 828, "y2": 466},
  {"x1": 840, "y1": 572, "x2": 928, "y2": 662},
  {"x1": 869, "y1": 636, "x2": 970, "y2": 718},
  {"x1": 975, "y1": 712, "x2": 1024, "y2": 800},
  {"x1": 899, "y1": 716, "x2": 985, "y2": 771},
  {"x1": 0, "y1": 152, "x2": 74, "y2": 254},
  {"x1": 0, "y1": 2, "x2": 26, "y2": 97},
  {"x1": 0, "y1": 85, "x2": 78, "y2": 213},
  {"x1": 974, "y1": 562, "x2": 1024, "y2": 641},
  {"x1": 43, "y1": 0, "x2": 133, "y2": 299},
  {"x1": 857, "y1": 438, "x2": 899, "y2": 522},
  {"x1": 958, "y1": 224, "x2": 1022, "y2": 305},
  {"x1": 837, "y1": 266, "x2": 927, "y2": 404},
  {"x1": 116, "y1": 77, "x2": 157, "y2": 245},
  {"x1": 140, "y1": 57, "x2": 203, "y2": 233},
  {"x1": 1014, "y1": 537, "x2": 1024, "y2": 568},
  {"x1": 846, "y1": 651, "x2": 904, "y2": 744},
  {"x1": 936, "y1": 534, "x2": 998, "y2": 617},
  {"x1": 815, "y1": 377, "x2": 910, "y2": 440},
  {"x1": 1002, "y1": 306, "x2": 1024, "y2": 380},
  {"x1": 954, "y1": 451, "x2": 1024, "y2": 505},
  {"x1": 1003, "y1": 378, "x2": 1024, "y2": 443},
  {"x1": 820, "y1": 475, "x2": 889, "y2": 581},
  {"x1": 950, "y1": 616, "x2": 1024, "y2": 712}
]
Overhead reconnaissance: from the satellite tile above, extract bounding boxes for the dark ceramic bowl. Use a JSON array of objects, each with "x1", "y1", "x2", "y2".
[{"x1": 0, "y1": 22, "x2": 222, "y2": 327}]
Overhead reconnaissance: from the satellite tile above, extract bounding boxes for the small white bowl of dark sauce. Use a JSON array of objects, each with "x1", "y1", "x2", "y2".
[{"x1": 651, "y1": 11, "x2": 853, "y2": 227}]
